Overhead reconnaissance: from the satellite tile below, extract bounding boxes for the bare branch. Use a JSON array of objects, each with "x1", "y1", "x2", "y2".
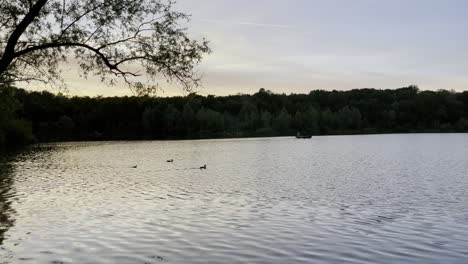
[
  {"x1": 56, "y1": 2, "x2": 106, "y2": 40},
  {"x1": 14, "y1": 42, "x2": 143, "y2": 78},
  {"x1": 60, "y1": 0, "x2": 65, "y2": 30},
  {"x1": 0, "y1": 0, "x2": 48, "y2": 74},
  {"x1": 83, "y1": 24, "x2": 104, "y2": 44}
]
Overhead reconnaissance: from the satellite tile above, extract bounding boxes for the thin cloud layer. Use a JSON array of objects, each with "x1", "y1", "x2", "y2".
[
  {"x1": 38, "y1": 0, "x2": 468, "y2": 96},
  {"x1": 198, "y1": 19, "x2": 293, "y2": 29}
]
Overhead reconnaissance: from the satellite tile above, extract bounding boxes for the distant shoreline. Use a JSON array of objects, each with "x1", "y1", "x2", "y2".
[
  {"x1": 2, "y1": 85, "x2": 468, "y2": 149},
  {"x1": 29, "y1": 132, "x2": 468, "y2": 145}
]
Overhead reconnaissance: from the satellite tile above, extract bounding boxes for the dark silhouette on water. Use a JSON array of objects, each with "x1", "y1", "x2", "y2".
[
  {"x1": 200, "y1": 165, "x2": 207, "y2": 170},
  {"x1": 131, "y1": 165, "x2": 137, "y2": 168},
  {"x1": 296, "y1": 132, "x2": 312, "y2": 139},
  {"x1": 166, "y1": 159, "x2": 174, "y2": 163}
]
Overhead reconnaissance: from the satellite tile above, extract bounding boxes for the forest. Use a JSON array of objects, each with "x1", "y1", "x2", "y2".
[{"x1": 1, "y1": 85, "x2": 468, "y2": 147}]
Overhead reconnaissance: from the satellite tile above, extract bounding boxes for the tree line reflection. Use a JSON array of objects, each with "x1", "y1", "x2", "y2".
[{"x1": 0, "y1": 155, "x2": 16, "y2": 245}]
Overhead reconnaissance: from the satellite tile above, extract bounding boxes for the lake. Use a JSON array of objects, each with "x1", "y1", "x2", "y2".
[{"x1": 1, "y1": 134, "x2": 468, "y2": 263}]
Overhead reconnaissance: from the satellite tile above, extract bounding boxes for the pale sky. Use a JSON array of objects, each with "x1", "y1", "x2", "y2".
[{"x1": 39, "y1": 0, "x2": 468, "y2": 96}]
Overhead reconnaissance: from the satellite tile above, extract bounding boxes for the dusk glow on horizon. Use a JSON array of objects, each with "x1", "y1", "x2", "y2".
[{"x1": 33, "y1": 0, "x2": 468, "y2": 96}]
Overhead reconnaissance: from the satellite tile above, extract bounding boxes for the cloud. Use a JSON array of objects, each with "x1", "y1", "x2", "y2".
[
  {"x1": 22, "y1": 0, "x2": 468, "y2": 96},
  {"x1": 198, "y1": 19, "x2": 293, "y2": 29}
]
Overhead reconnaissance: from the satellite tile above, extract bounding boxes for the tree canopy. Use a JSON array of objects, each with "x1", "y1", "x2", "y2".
[
  {"x1": 0, "y1": 0, "x2": 210, "y2": 93},
  {"x1": 2, "y1": 86, "x2": 468, "y2": 147}
]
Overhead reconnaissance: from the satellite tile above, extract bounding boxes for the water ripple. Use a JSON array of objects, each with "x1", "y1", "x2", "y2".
[{"x1": 0, "y1": 135, "x2": 468, "y2": 263}]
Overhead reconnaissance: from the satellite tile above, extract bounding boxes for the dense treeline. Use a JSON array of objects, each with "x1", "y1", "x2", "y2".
[
  {"x1": 1, "y1": 85, "x2": 468, "y2": 146},
  {"x1": 0, "y1": 87, "x2": 35, "y2": 148}
]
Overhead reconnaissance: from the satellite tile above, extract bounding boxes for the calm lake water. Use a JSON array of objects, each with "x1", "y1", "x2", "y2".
[{"x1": 1, "y1": 134, "x2": 468, "y2": 263}]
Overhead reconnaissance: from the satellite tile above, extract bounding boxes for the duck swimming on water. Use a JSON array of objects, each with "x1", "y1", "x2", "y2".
[
  {"x1": 200, "y1": 165, "x2": 207, "y2": 169},
  {"x1": 166, "y1": 159, "x2": 174, "y2": 163},
  {"x1": 131, "y1": 165, "x2": 138, "y2": 168}
]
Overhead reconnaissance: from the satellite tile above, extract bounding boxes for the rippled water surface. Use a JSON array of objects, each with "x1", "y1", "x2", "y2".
[{"x1": 1, "y1": 134, "x2": 468, "y2": 263}]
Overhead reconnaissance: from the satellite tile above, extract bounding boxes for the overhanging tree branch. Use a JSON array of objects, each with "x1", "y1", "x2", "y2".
[
  {"x1": 0, "y1": 0, "x2": 211, "y2": 94},
  {"x1": 0, "y1": 0, "x2": 49, "y2": 74}
]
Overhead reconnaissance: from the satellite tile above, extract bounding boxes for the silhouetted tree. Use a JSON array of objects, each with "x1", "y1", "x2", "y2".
[
  {"x1": 273, "y1": 108, "x2": 292, "y2": 134},
  {"x1": 3, "y1": 85, "x2": 468, "y2": 146},
  {"x1": 0, "y1": 0, "x2": 210, "y2": 93},
  {"x1": 0, "y1": 85, "x2": 34, "y2": 146},
  {"x1": 182, "y1": 103, "x2": 196, "y2": 134}
]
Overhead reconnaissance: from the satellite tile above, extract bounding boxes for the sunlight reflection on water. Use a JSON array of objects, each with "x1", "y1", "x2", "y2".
[{"x1": 1, "y1": 134, "x2": 468, "y2": 263}]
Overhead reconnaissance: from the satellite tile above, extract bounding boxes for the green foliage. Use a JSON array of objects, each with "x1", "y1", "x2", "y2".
[
  {"x1": 273, "y1": 108, "x2": 292, "y2": 134},
  {"x1": 142, "y1": 106, "x2": 162, "y2": 134},
  {"x1": 3, "y1": 86, "x2": 468, "y2": 144},
  {"x1": 182, "y1": 103, "x2": 196, "y2": 133},
  {"x1": 456, "y1": 118, "x2": 468, "y2": 132},
  {"x1": 0, "y1": 86, "x2": 35, "y2": 147},
  {"x1": 5, "y1": 119, "x2": 35, "y2": 145}
]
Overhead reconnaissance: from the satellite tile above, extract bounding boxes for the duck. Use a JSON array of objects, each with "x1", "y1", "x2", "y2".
[
  {"x1": 166, "y1": 159, "x2": 174, "y2": 163},
  {"x1": 131, "y1": 165, "x2": 138, "y2": 168},
  {"x1": 199, "y1": 164, "x2": 207, "y2": 169}
]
